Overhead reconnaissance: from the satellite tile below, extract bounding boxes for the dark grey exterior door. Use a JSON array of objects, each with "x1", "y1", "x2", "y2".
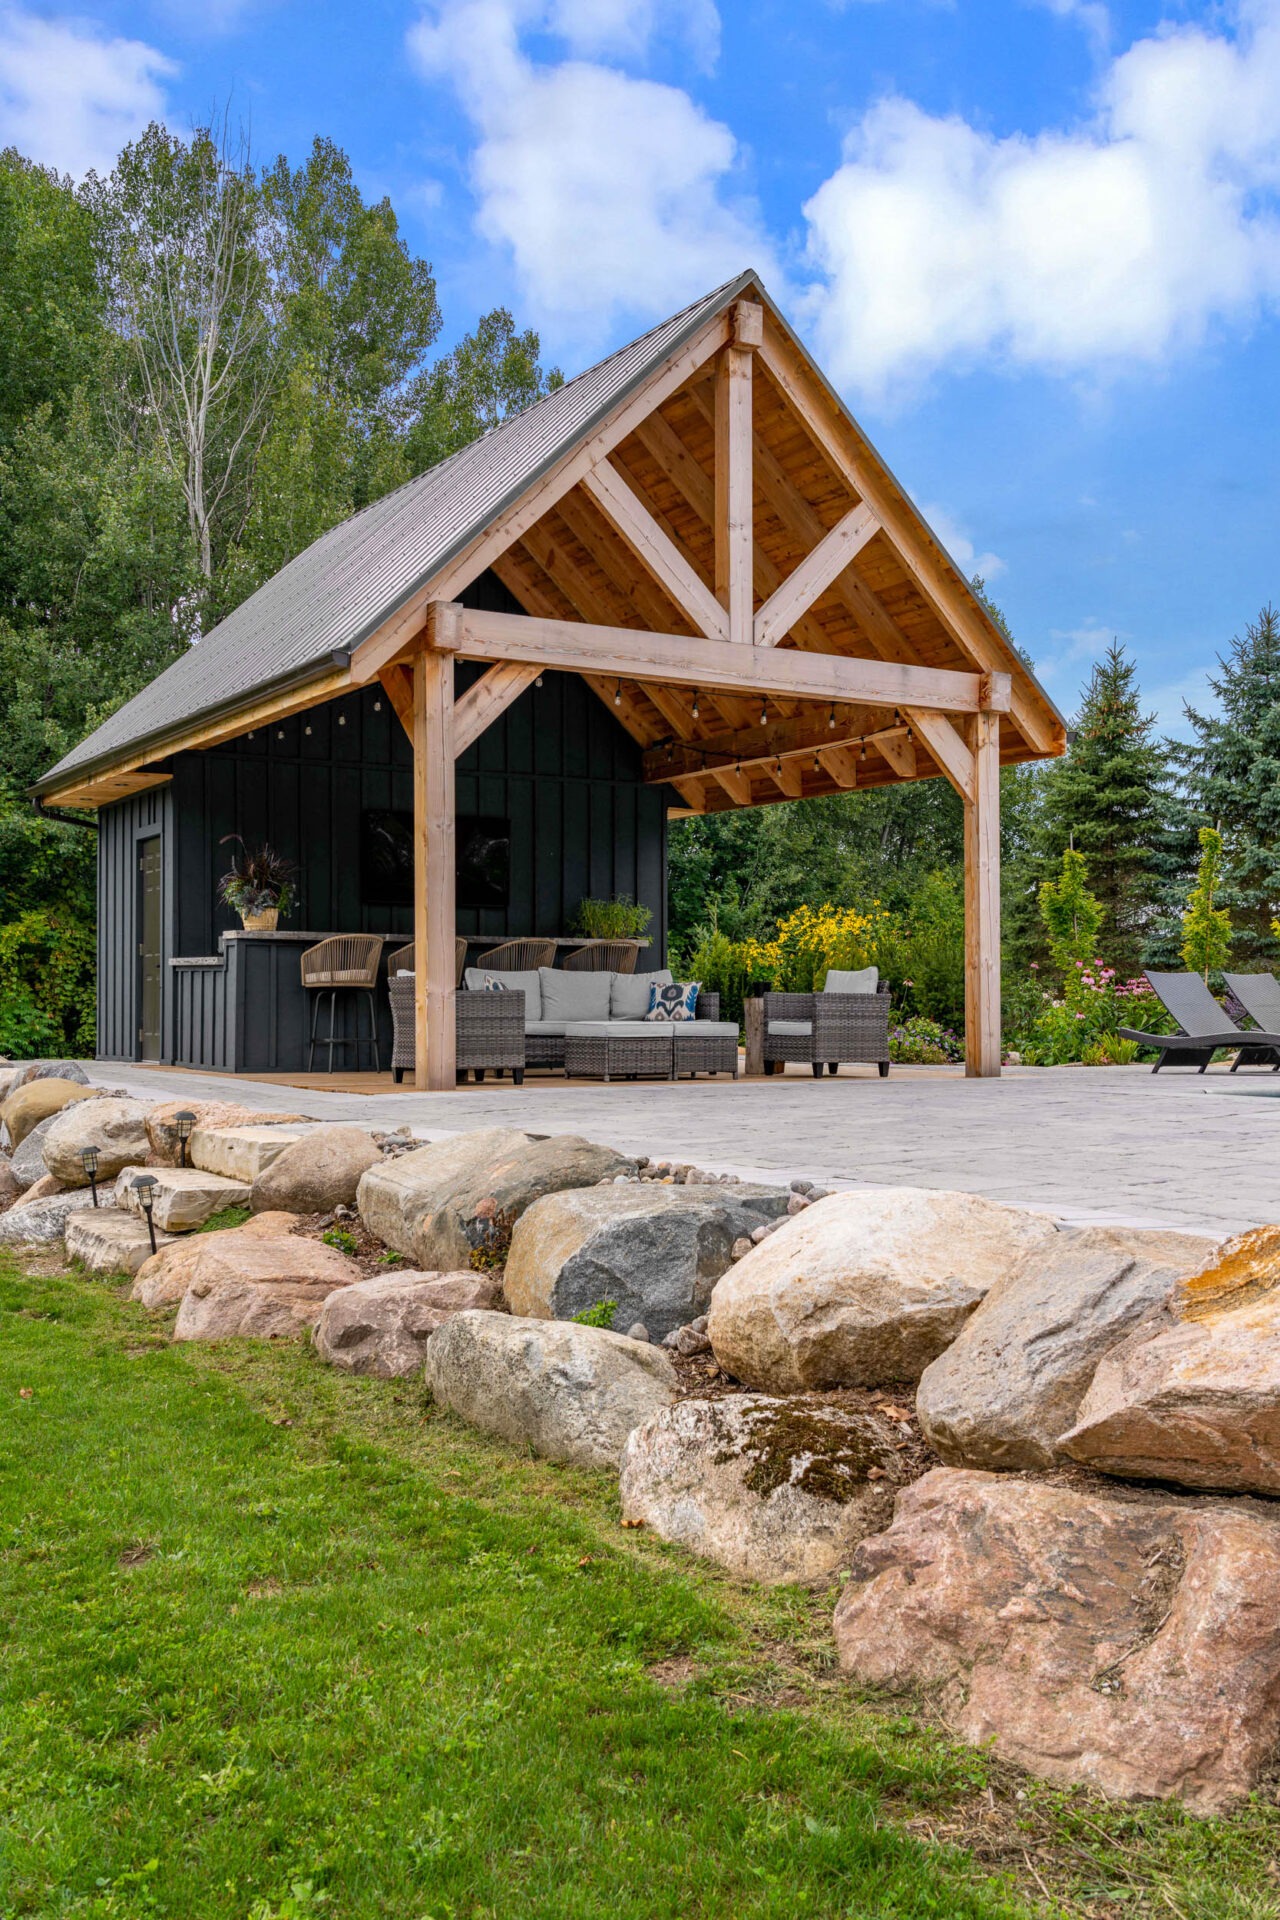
[{"x1": 138, "y1": 836, "x2": 162, "y2": 1061}]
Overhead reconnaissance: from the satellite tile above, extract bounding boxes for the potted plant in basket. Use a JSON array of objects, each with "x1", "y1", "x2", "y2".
[{"x1": 217, "y1": 836, "x2": 298, "y2": 932}]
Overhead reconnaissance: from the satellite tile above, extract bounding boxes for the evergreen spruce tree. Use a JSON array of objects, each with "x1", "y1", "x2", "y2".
[
  {"x1": 1035, "y1": 641, "x2": 1170, "y2": 976},
  {"x1": 1172, "y1": 605, "x2": 1280, "y2": 963}
]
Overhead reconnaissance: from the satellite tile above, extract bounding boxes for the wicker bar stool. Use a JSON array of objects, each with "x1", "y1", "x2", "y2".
[
  {"x1": 387, "y1": 938, "x2": 467, "y2": 986},
  {"x1": 476, "y1": 938, "x2": 557, "y2": 972},
  {"x1": 301, "y1": 935, "x2": 384, "y2": 1072},
  {"x1": 562, "y1": 940, "x2": 640, "y2": 973}
]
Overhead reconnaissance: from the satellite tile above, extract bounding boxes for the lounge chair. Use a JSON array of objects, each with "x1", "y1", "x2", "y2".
[
  {"x1": 1222, "y1": 973, "x2": 1280, "y2": 1071},
  {"x1": 1119, "y1": 970, "x2": 1280, "y2": 1073}
]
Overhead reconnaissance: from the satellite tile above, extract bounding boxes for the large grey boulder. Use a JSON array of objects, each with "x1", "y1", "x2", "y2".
[
  {"x1": 620, "y1": 1394, "x2": 902, "y2": 1585},
  {"x1": 1063, "y1": 1226, "x2": 1280, "y2": 1495},
  {"x1": 43, "y1": 1098, "x2": 155, "y2": 1185},
  {"x1": 66, "y1": 1207, "x2": 177, "y2": 1275},
  {"x1": 358, "y1": 1127, "x2": 636, "y2": 1269},
  {"x1": 708, "y1": 1187, "x2": 1061, "y2": 1392},
  {"x1": 250, "y1": 1126, "x2": 381, "y2": 1214},
  {"x1": 504, "y1": 1183, "x2": 791, "y2": 1340},
  {"x1": 9, "y1": 1118, "x2": 56, "y2": 1192},
  {"x1": 28, "y1": 1059, "x2": 91, "y2": 1084},
  {"x1": 0, "y1": 1153, "x2": 18, "y2": 1208},
  {"x1": 425, "y1": 1309, "x2": 677, "y2": 1469},
  {"x1": 314, "y1": 1271, "x2": 504, "y2": 1377},
  {"x1": 833, "y1": 1467, "x2": 1280, "y2": 1812},
  {"x1": 0, "y1": 1188, "x2": 97, "y2": 1246},
  {"x1": 916, "y1": 1226, "x2": 1218, "y2": 1470}
]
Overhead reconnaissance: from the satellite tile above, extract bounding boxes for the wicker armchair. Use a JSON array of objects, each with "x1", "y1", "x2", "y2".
[
  {"x1": 762, "y1": 982, "x2": 891, "y2": 1077},
  {"x1": 563, "y1": 941, "x2": 640, "y2": 973},
  {"x1": 386, "y1": 938, "x2": 468, "y2": 986},
  {"x1": 300, "y1": 935, "x2": 384, "y2": 1072},
  {"x1": 388, "y1": 975, "x2": 525, "y2": 1084},
  {"x1": 476, "y1": 938, "x2": 557, "y2": 971}
]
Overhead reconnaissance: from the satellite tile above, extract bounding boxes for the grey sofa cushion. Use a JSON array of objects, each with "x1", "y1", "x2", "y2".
[
  {"x1": 464, "y1": 967, "x2": 542, "y2": 1019},
  {"x1": 524, "y1": 1020, "x2": 567, "y2": 1037},
  {"x1": 539, "y1": 967, "x2": 611, "y2": 1022},
  {"x1": 672, "y1": 1021, "x2": 739, "y2": 1040},
  {"x1": 767, "y1": 1019, "x2": 813, "y2": 1037},
  {"x1": 564, "y1": 1020, "x2": 671, "y2": 1038},
  {"x1": 609, "y1": 967, "x2": 672, "y2": 1019},
  {"x1": 823, "y1": 966, "x2": 878, "y2": 994}
]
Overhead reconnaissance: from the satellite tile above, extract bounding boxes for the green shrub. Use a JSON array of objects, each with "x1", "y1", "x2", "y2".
[
  {"x1": 321, "y1": 1227, "x2": 358, "y2": 1255},
  {"x1": 0, "y1": 909, "x2": 95, "y2": 1055},
  {"x1": 571, "y1": 1299, "x2": 617, "y2": 1329}
]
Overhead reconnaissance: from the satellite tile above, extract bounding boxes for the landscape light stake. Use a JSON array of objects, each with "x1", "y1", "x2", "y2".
[
  {"x1": 174, "y1": 1110, "x2": 196, "y2": 1168},
  {"x1": 80, "y1": 1146, "x2": 100, "y2": 1208},
  {"x1": 133, "y1": 1174, "x2": 159, "y2": 1255}
]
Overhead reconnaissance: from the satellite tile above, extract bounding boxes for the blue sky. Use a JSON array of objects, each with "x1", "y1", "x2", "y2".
[{"x1": 3, "y1": 0, "x2": 1279, "y2": 734}]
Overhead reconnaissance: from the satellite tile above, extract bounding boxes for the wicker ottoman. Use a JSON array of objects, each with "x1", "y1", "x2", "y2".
[
  {"x1": 563, "y1": 1021, "x2": 674, "y2": 1081},
  {"x1": 672, "y1": 1020, "x2": 740, "y2": 1078}
]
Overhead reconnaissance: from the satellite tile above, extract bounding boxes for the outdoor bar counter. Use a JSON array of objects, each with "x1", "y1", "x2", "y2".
[{"x1": 169, "y1": 929, "x2": 651, "y2": 1076}]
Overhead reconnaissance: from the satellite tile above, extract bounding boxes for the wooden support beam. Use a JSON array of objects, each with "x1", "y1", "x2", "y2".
[
  {"x1": 712, "y1": 765, "x2": 753, "y2": 806},
  {"x1": 643, "y1": 710, "x2": 864, "y2": 782},
  {"x1": 687, "y1": 379, "x2": 979, "y2": 802},
  {"x1": 964, "y1": 710, "x2": 1002, "y2": 1079},
  {"x1": 350, "y1": 306, "x2": 734, "y2": 686},
  {"x1": 439, "y1": 604, "x2": 999, "y2": 716},
  {"x1": 668, "y1": 776, "x2": 707, "y2": 812},
  {"x1": 413, "y1": 619, "x2": 456, "y2": 1092},
  {"x1": 631, "y1": 414, "x2": 830, "y2": 658},
  {"x1": 753, "y1": 502, "x2": 879, "y2": 648},
  {"x1": 644, "y1": 681, "x2": 701, "y2": 739},
  {"x1": 818, "y1": 745, "x2": 859, "y2": 789},
  {"x1": 873, "y1": 730, "x2": 918, "y2": 780},
  {"x1": 38, "y1": 768, "x2": 173, "y2": 809},
  {"x1": 454, "y1": 661, "x2": 540, "y2": 756},
  {"x1": 767, "y1": 758, "x2": 804, "y2": 798},
  {"x1": 379, "y1": 665, "x2": 414, "y2": 740},
  {"x1": 580, "y1": 459, "x2": 727, "y2": 642},
  {"x1": 715, "y1": 339, "x2": 753, "y2": 647},
  {"x1": 755, "y1": 325, "x2": 1061, "y2": 756}
]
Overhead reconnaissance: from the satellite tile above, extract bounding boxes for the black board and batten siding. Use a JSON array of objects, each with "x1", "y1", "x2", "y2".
[{"x1": 96, "y1": 576, "x2": 671, "y2": 1066}]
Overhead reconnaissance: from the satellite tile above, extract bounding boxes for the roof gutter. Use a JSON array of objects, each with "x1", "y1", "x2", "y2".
[
  {"x1": 33, "y1": 799, "x2": 99, "y2": 831},
  {"x1": 30, "y1": 648, "x2": 352, "y2": 798}
]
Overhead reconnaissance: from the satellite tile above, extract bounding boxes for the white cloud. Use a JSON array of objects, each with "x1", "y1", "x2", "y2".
[
  {"x1": 0, "y1": 7, "x2": 175, "y2": 179},
  {"x1": 918, "y1": 501, "x2": 1005, "y2": 582},
  {"x1": 1029, "y1": 0, "x2": 1111, "y2": 55},
  {"x1": 407, "y1": 0, "x2": 777, "y2": 348},
  {"x1": 803, "y1": 2, "x2": 1280, "y2": 398},
  {"x1": 1041, "y1": 617, "x2": 1115, "y2": 682}
]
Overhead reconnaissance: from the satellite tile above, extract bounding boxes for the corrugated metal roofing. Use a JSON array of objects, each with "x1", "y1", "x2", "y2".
[{"x1": 38, "y1": 270, "x2": 755, "y2": 789}]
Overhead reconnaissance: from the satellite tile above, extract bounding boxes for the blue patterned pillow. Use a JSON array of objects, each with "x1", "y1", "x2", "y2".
[
  {"x1": 481, "y1": 974, "x2": 507, "y2": 992},
  {"x1": 644, "y1": 979, "x2": 700, "y2": 1022}
]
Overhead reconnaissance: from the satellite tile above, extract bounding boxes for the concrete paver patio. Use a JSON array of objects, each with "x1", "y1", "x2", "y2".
[{"x1": 93, "y1": 1061, "x2": 1280, "y2": 1240}]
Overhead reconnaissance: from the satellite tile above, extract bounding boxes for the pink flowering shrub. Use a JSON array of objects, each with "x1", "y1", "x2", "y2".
[{"x1": 1017, "y1": 960, "x2": 1174, "y2": 1066}]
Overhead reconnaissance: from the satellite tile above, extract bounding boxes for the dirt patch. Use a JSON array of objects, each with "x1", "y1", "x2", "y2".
[
  {"x1": 646, "y1": 1655, "x2": 701, "y2": 1690},
  {"x1": 117, "y1": 1542, "x2": 155, "y2": 1569},
  {"x1": 289, "y1": 1213, "x2": 410, "y2": 1279}
]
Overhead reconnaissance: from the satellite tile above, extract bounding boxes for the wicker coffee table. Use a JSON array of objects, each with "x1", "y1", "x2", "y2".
[{"x1": 563, "y1": 1021, "x2": 674, "y2": 1081}]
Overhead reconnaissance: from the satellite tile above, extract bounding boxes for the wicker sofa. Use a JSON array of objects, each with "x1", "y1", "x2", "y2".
[
  {"x1": 763, "y1": 967, "x2": 892, "y2": 1077},
  {"x1": 389, "y1": 965, "x2": 737, "y2": 1082}
]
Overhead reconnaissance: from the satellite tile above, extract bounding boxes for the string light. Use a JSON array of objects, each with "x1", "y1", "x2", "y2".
[
  {"x1": 812, "y1": 752, "x2": 821, "y2": 773},
  {"x1": 828, "y1": 705, "x2": 836, "y2": 731},
  {"x1": 859, "y1": 740, "x2": 867, "y2": 761},
  {"x1": 759, "y1": 698, "x2": 768, "y2": 726},
  {"x1": 691, "y1": 689, "x2": 700, "y2": 720},
  {"x1": 338, "y1": 714, "x2": 346, "y2": 726},
  {"x1": 614, "y1": 681, "x2": 622, "y2": 706},
  {"x1": 535, "y1": 675, "x2": 543, "y2": 688},
  {"x1": 373, "y1": 699, "x2": 382, "y2": 712},
  {"x1": 277, "y1": 730, "x2": 284, "y2": 740},
  {"x1": 304, "y1": 725, "x2": 312, "y2": 736}
]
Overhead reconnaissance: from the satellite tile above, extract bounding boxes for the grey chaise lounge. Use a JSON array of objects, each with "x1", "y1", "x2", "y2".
[
  {"x1": 1223, "y1": 973, "x2": 1280, "y2": 1071},
  {"x1": 1119, "y1": 970, "x2": 1280, "y2": 1073}
]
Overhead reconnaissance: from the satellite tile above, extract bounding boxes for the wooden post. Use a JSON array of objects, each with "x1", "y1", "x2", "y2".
[
  {"x1": 715, "y1": 305, "x2": 758, "y2": 648},
  {"x1": 743, "y1": 996, "x2": 766, "y2": 1077},
  {"x1": 413, "y1": 615, "x2": 457, "y2": 1091},
  {"x1": 963, "y1": 710, "x2": 1001, "y2": 1078}
]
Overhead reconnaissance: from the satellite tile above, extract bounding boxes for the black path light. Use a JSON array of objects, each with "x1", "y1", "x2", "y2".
[
  {"x1": 132, "y1": 1174, "x2": 160, "y2": 1256},
  {"x1": 173, "y1": 1111, "x2": 197, "y2": 1168},
  {"x1": 80, "y1": 1145, "x2": 100, "y2": 1208}
]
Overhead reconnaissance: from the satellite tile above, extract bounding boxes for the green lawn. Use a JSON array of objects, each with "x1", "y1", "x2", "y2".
[{"x1": 2, "y1": 1257, "x2": 1277, "y2": 1920}]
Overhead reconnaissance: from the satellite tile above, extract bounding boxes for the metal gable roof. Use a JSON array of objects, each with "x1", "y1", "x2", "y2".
[{"x1": 36, "y1": 270, "x2": 756, "y2": 791}]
